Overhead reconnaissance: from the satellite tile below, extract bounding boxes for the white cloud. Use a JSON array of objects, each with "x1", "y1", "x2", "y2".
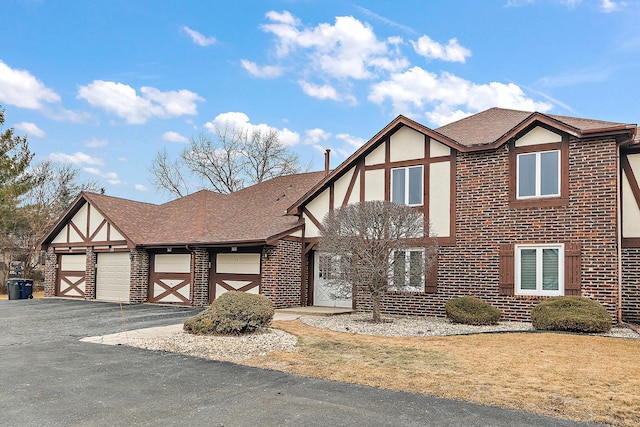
[
  {"x1": 336, "y1": 133, "x2": 366, "y2": 149},
  {"x1": 85, "y1": 138, "x2": 108, "y2": 148},
  {"x1": 84, "y1": 167, "x2": 121, "y2": 185},
  {"x1": 183, "y1": 26, "x2": 217, "y2": 46},
  {"x1": 0, "y1": 60, "x2": 60, "y2": 109},
  {"x1": 411, "y1": 36, "x2": 471, "y2": 63},
  {"x1": 49, "y1": 151, "x2": 103, "y2": 165},
  {"x1": 304, "y1": 128, "x2": 332, "y2": 145},
  {"x1": 298, "y1": 81, "x2": 357, "y2": 105},
  {"x1": 14, "y1": 122, "x2": 45, "y2": 138},
  {"x1": 240, "y1": 60, "x2": 284, "y2": 78},
  {"x1": 135, "y1": 184, "x2": 148, "y2": 191},
  {"x1": 600, "y1": 0, "x2": 625, "y2": 12},
  {"x1": 369, "y1": 67, "x2": 552, "y2": 126},
  {"x1": 261, "y1": 12, "x2": 408, "y2": 80},
  {"x1": 77, "y1": 80, "x2": 203, "y2": 124},
  {"x1": 162, "y1": 131, "x2": 189, "y2": 143},
  {"x1": 204, "y1": 112, "x2": 300, "y2": 146}
]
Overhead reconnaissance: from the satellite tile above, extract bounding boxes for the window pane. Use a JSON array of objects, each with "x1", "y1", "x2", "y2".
[
  {"x1": 520, "y1": 249, "x2": 537, "y2": 290},
  {"x1": 518, "y1": 154, "x2": 536, "y2": 197},
  {"x1": 409, "y1": 250, "x2": 423, "y2": 287},
  {"x1": 392, "y1": 169, "x2": 405, "y2": 204},
  {"x1": 540, "y1": 151, "x2": 559, "y2": 196},
  {"x1": 408, "y1": 166, "x2": 423, "y2": 205},
  {"x1": 542, "y1": 248, "x2": 559, "y2": 290},
  {"x1": 393, "y1": 250, "x2": 406, "y2": 286}
]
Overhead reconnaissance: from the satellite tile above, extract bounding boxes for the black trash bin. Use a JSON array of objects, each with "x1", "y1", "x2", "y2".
[
  {"x1": 6, "y1": 279, "x2": 21, "y2": 300},
  {"x1": 20, "y1": 279, "x2": 33, "y2": 299}
]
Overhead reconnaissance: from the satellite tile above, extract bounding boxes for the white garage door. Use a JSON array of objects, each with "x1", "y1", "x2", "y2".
[
  {"x1": 96, "y1": 252, "x2": 131, "y2": 303},
  {"x1": 149, "y1": 253, "x2": 192, "y2": 304}
]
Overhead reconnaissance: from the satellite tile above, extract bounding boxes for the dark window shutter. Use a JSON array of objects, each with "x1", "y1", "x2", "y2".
[
  {"x1": 564, "y1": 243, "x2": 581, "y2": 296},
  {"x1": 425, "y1": 254, "x2": 437, "y2": 293},
  {"x1": 499, "y1": 243, "x2": 515, "y2": 296}
]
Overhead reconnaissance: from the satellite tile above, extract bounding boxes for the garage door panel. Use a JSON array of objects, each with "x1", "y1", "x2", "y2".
[
  {"x1": 96, "y1": 252, "x2": 130, "y2": 303},
  {"x1": 57, "y1": 255, "x2": 86, "y2": 298},
  {"x1": 149, "y1": 253, "x2": 192, "y2": 305}
]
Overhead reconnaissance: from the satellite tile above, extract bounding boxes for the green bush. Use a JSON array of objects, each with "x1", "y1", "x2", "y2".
[
  {"x1": 445, "y1": 296, "x2": 502, "y2": 325},
  {"x1": 183, "y1": 291, "x2": 274, "y2": 335},
  {"x1": 531, "y1": 296, "x2": 612, "y2": 333}
]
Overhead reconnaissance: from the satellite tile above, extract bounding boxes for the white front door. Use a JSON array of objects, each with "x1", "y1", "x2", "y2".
[{"x1": 313, "y1": 252, "x2": 352, "y2": 308}]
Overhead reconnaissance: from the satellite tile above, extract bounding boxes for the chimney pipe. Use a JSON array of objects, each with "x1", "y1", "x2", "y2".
[{"x1": 324, "y1": 149, "x2": 331, "y2": 176}]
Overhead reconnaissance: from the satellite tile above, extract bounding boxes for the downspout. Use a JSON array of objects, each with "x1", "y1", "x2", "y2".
[{"x1": 616, "y1": 144, "x2": 623, "y2": 323}]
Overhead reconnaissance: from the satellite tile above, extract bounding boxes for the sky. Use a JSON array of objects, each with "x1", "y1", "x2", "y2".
[{"x1": 1, "y1": 0, "x2": 639, "y2": 204}]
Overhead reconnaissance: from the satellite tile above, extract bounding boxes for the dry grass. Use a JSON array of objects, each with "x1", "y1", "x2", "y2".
[{"x1": 243, "y1": 320, "x2": 640, "y2": 426}]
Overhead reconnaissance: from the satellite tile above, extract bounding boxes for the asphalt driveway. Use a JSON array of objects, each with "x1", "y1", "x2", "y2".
[{"x1": 0, "y1": 299, "x2": 604, "y2": 427}]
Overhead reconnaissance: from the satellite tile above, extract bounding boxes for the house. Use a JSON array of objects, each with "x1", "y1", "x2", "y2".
[{"x1": 39, "y1": 108, "x2": 640, "y2": 323}]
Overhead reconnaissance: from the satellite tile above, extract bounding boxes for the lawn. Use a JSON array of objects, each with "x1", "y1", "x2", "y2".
[{"x1": 243, "y1": 320, "x2": 640, "y2": 427}]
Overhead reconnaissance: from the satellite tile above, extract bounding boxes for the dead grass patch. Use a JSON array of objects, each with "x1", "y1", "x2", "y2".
[{"x1": 243, "y1": 320, "x2": 640, "y2": 427}]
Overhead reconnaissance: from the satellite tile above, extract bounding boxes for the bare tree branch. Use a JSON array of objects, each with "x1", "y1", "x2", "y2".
[
  {"x1": 150, "y1": 148, "x2": 190, "y2": 198},
  {"x1": 319, "y1": 201, "x2": 438, "y2": 323}
]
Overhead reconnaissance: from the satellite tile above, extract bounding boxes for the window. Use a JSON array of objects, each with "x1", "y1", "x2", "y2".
[
  {"x1": 515, "y1": 244, "x2": 564, "y2": 296},
  {"x1": 390, "y1": 248, "x2": 424, "y2": 292},
  {"x1": 517, "y1": 150, "x2": 560, "y2": 199},
  {"x1": 391, "y1": 166, "x2": 423, "y2": 206}
]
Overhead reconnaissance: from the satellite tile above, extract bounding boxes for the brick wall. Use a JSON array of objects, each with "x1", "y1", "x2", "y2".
[
  {"x1": 129, "y1": 249, "x2": 149, "y2": 303},
  {"x1": 192, "y1": 248, "x2": 209, "y2": 307},
  {"x1": 84, "y1": 248, "x2": 96, "y2": 300},
  {"x1": 622, "y1": 248, "x2": 640, "y2": 323},
  {"x1": 44, "y1": 247, "x2": 56, "y2": 297},
  {"x1": 356, "y1": 137, "x2": 620, "y2": 321},
  {"x1": 261, "y1": 240, "x2": 302, "y2": 308}
]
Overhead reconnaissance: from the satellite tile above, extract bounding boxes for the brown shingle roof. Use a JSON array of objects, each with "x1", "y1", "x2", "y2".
[
  {"x1": 435, "y1": 107, "x2": 635, "y2": 147},
  {"x1": 73, "y1": 171, "x2": 325, "y2": 247}
]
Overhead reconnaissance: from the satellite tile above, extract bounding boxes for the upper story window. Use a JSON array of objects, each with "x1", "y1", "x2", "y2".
[
  {"x1": 391, "y1": 166, "x2": 423, "y2": 206},
  {"x1": 517, "y1": 150, "x2": 560, "y2": 199}
]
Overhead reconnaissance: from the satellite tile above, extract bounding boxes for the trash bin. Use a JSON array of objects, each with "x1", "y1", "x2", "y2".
[
  {"x1": 6, "y1": 279, "x2": 21, "y2": 300},
  {"x1": 20, "y1": 279, "x2": 33, "y2": 299},
  {"x1": 6, "y1": 278, "x2": 33, "y2": 300}
]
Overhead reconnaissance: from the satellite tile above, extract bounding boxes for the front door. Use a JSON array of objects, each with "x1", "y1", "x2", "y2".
[{"x1": 313, "y1": 252, "x2": 352, "y2": 308}]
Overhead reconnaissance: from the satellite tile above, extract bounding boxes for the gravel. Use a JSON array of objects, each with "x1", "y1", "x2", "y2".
[{"x1": 126, "y1": 314, "x2": 640, "y2": 362}]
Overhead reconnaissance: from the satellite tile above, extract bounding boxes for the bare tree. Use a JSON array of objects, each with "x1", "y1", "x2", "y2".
[
  {"x1": 150, "y1": 148, "x2": 190, "y2": 198},
  {"x1": 0, "y1": 161, "x2": 100, "y2": 281},
  {"x1": 151, "y1": 121, "x2": 301, "y2": 197},
  {"x1": 319, "y1": 200, "x2": 438, "y2": 323}
]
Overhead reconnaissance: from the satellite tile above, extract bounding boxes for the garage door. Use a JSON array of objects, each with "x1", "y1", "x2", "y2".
[
  {"x1": 96, "y1": 252, "x2": 131, "y2": 303},
  {"x1": 210, "y1": 253, "x2": 261, "y2": 303},
  {"x1": 57, "y1": 254, "x2": 86, "y2": 298},
  {"x1": 149, "y1": 253, "x2": 192, "y2": 305}
]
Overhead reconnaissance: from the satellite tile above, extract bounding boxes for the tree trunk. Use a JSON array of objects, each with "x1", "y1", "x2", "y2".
[{"x1": 371, "y1": 293, "x2": 382, "y2": 323}]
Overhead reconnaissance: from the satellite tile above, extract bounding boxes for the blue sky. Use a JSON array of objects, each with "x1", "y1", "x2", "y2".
[{"x1": 1, "y1": 0, "x2": 638, "y2": 204}]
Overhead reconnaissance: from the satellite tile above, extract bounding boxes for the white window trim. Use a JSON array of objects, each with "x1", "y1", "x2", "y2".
[
  {"x1": 516, "y1": 149, "x2": 561, "y2": 200},
  {"x1": 390, "y1": 165, "x2": 424, "y2": 206},
  {"x1": 389, "y1": 248, "x2": 425, "y2": 292},
  {"x1": 514, "y1": 243, "x2": 564, "y2": 296}
]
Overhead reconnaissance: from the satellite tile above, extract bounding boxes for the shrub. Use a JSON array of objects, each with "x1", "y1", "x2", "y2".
[
  {"x1": 531, "y1": 296, "x2": 612, "y2": 333},
  {"x1": 445, "y1": 296, "x2": 501, "y2": 325},
  {"x1": 183, "y1": 291, "x2": 274, "y2": 335}
]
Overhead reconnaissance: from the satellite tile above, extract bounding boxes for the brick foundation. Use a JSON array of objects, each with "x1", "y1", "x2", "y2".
[
  {"x1": 622, "y1": 248, "x2": 640, "y2": 324},
  {"x1": 192, "y1": 248, "x2": 209, "y2": 307},
  {"x1": 44, "y1": 247, "x2": 56, "y2": 297},
  {"x1": 84, "y1": 248, "x2": 96, "y2": 300},
  {"x1": 129, "y1": 249, "x2": 149, "y2": 303}
]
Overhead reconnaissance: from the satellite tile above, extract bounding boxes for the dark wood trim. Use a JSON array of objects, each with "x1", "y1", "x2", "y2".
[
  {"x1": 622, "y1": 154, "x2": 640, "y2": 213},
  {"x1": 302, "y1": 207, "x2": 323, "y2": 231},
  {"x1": 88, "y1": 219, "x2": 108, "y2": 242},
  {"x1": 622, "y1": 237, "x2": 640, "y2": 247},
  {"x1": 359, "y1": 158, "x2": 366, "y2": 203},
  {"x1": 50, "y1": 240, "x2": 128, "y2": 248},
  {"x1": 307, "y1": 250, "x2": 315, "y2": 306},
  {"x1": 342, "y1": 162, "x2": 360, "y2": 207},
  {"x1": 329, "y1": 183, "x2": 335, "y2": 211},
  {"x1": 68, "y1": 220, "x2": 86, "y2": 242}
]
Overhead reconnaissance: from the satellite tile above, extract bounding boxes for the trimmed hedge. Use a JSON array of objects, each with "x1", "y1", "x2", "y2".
[
  {"x1": 184, "y1": 291, "x2": 274, "y2": 335},
  {"x1": 531, "y1": 296, "x2": 612, "y2": 333},
  {"x1": 445, "y1": 296, "x2": 501, "y2": 325}
]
